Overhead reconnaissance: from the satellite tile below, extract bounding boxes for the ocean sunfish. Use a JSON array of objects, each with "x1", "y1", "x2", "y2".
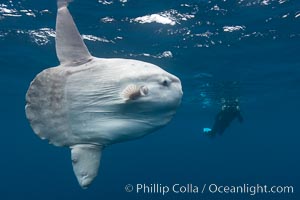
[{"x1": 25, "y1": 0, "x2": 183, "y2": 189}]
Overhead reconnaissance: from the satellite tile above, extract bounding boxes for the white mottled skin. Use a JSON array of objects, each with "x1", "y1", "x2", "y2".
[
  {"x1": 25, "y1": 0, "x2": 182, "y2": 189},
  {"x1": 66, "y1": 58, "x2": 182, "y2": 145}
]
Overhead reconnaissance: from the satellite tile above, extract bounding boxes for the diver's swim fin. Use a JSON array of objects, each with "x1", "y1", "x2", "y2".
[
  {"x1": 203, "y1": 128, "x2": 212, "y2": 133},
  {"x1": 203, "y1": 128, "x2": 217, "y2": 137}
]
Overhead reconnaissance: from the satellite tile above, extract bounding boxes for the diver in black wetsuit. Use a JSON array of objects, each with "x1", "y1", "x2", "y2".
[{"x1": 205, "y1": 99, "x2": 243, "y2": 136}]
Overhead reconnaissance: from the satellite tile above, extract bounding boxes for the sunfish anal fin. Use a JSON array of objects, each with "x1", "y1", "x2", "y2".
[
  {"x1": 70, "y1": 144, "x2": 103, "y2": 189},
  {"x1": 56, "y1": 1, "x2": 92, "y2": 66}
]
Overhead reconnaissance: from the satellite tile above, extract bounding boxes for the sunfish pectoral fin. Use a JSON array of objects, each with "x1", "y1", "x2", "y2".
[
  {"x1": 121, "y1": 84, "x2": 149, "y2": 101},
  {"x1": 70, "y1": 144, "x2": 103, "y2": 189},
  {"x1": 56, "y1": 1, "x2": 92, "y2": 66}
]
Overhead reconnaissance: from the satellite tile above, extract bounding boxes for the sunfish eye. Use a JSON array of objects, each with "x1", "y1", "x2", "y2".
[{"x1": 160, "y1": 78, "x2": 171, "y2": 87}]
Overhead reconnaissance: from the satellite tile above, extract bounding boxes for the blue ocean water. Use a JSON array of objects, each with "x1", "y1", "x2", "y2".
[{"x1": 0, "y1": 0, "x2": 299, "y2": 199}]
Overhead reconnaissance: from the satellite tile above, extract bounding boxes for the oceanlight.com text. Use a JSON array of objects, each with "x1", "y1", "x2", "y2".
[
  {"x1": 124, "y1": 183, "x2": 294, "y2": 196},
  {"x1": 207, "y1": 183, "x2": 294, "y2": 196}
]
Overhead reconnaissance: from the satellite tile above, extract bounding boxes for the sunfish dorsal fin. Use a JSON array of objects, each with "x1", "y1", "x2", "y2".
[{"x1": 56, "y1": 1, "x2": 92, "y2": 66}]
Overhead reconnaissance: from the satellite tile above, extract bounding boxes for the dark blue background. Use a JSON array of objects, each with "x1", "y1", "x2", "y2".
[{"x1": 0, "y1": 0, "x2": 299, "y2": 199}]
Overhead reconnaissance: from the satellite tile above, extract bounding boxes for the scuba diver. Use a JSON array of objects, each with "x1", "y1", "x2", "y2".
[{"x1": 204, "y1": 99, "x2": 243, "y2": 136}]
